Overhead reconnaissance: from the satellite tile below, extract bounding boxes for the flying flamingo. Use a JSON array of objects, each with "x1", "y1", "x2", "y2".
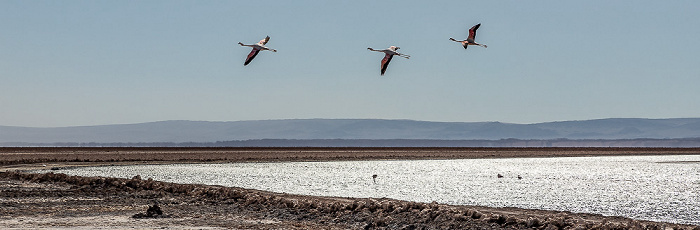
[
  {"x1": 367, "y1": 46, "x2": 410, "y2": 75},
  {"x1": 450, "y1": 24, "x2": 488, "y2": 49},
  {"x1": 238, "y1": 36, "x2": 277, "y2": 66}
]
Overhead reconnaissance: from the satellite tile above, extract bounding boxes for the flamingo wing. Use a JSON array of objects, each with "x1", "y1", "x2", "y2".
[
  {"x1": 380, "y1": 53, "x2": 394, "y2": 75},
  {"x1": 258, "y1": 36, "x2": 270, "y2": 45},
  {"x1": 468, "y1": 23, "x2": 480, "y2": 42},
  {"x1": 244, "y1": 48, "x2": 261, "y2": 66}
]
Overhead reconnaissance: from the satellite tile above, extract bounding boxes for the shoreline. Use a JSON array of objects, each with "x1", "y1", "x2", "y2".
[
  {"x1": 3, "y1": 146, "x2": 700, "y2": 165},
  {"x1": 2, "y1": 147, "x2": 699, "y2": 229}
]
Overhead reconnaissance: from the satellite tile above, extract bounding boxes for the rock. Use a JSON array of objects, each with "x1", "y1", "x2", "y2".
[
  {"x1": 526, "y1": 217, "x2": 541, "y2": 227},
  {"x1": 488, "y1": 214, "x2": 506, "y2": 225},
  {"x1": 471, "y1": 211, "x2": 482, "y2": 219},
  {"x1": 132, "y1": 204, "x2": 165, "y2": 218}
]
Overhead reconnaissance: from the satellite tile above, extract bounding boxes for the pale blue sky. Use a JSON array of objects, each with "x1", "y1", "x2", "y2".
[{"x1": 1, "y1": 1, "x2": 699, "y2": 127}]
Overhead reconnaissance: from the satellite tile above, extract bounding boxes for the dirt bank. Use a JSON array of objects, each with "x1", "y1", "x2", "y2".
[
  {"x1": 2, "y1": 171, "x2": 698, "y2": 230},
  {"x1": 3, "y1": 147, "x2": 700, "y2": 169}
]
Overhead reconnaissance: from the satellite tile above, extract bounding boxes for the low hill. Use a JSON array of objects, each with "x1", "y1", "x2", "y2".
[{"x1": 2, "y1": 118, "x2": 700, "y2": 146}]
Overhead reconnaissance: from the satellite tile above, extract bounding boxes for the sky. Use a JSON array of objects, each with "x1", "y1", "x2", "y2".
[{"x1": 1, "y1": 1, "x2": 699, "y2": 127}]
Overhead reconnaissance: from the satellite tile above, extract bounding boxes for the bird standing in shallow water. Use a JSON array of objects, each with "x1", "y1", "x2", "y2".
[
  {"x1": 450, "y1": 24, "x2": 488, "y2": 49},
  {"x1": 367, "y1": 46, "x2": 410, "y2": 75},
  {"x1": 238, "y1": 36, "x2": 277, "y2": 66}
]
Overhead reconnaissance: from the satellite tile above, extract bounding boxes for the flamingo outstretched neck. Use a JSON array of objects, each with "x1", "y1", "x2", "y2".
[{"x1": 367, "y1": 46, "x2": 410, "y2": 59}]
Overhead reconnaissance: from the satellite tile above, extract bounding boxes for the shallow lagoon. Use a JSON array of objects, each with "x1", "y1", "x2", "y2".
[{"x1": 43, "y1": 155, "x2": 700, "y2": 225}]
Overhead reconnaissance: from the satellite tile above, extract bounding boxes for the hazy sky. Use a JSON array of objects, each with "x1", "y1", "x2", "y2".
[{"x1": 1, "y1": 1, "x2": 699, "y2": 127}]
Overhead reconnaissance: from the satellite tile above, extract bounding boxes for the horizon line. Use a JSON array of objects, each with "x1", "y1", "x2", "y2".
[{"x1": 4, "y1": 117, "x2": 700, "y2": 129}]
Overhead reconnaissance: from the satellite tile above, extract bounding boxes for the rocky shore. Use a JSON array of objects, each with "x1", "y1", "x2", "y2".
[{"x1": 1, "y1": 147, "x2": 699, "y2": 229}]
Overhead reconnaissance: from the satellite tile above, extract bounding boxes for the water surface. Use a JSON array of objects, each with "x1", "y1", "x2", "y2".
[{"x1": 42, "y1": 155, "x2": 700, "y2": 225}]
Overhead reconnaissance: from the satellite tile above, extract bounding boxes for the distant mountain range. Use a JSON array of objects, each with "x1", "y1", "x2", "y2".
[{"x1": 2, "y1": 118, "x2": 700, "y2": 147}]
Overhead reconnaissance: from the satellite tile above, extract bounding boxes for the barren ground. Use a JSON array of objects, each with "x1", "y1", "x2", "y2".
[{"x1": 1, "y1": 147, "x2": 699, "y2": 229}]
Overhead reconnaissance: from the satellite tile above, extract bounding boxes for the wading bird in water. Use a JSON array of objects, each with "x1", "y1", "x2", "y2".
[
  {"x1": 449, "y1": 24, "x2": 488, "y2": 49},
  {"x1": 367, "y1": 46, "x2": 410, "y2": 75},
  {"x1": 238, "y1": 36, "x2": 277, "y2": 66}
]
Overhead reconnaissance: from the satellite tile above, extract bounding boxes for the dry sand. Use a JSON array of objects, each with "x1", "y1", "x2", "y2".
[{"x1": 1, "y1": 147, "x2": 699, "y2": 229}]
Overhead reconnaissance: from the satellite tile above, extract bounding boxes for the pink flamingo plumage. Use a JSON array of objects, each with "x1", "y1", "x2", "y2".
[
  {"x1": 238, "y1": 36, "x2": 277, "y2": 66},
  {"x1": 367, "y1": 46, "x2": 410, "y2": 75},
  {"x1": 450, "y1": 24, "x2": 488, "y2": 49}
]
